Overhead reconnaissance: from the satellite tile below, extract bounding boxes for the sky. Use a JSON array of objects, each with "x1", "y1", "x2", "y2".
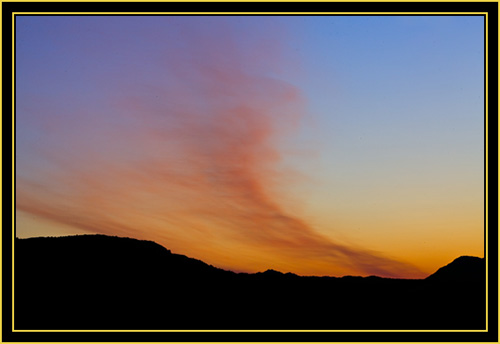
[{"x1": 15, "y1": 15, "x2": 485, "y2": 278}]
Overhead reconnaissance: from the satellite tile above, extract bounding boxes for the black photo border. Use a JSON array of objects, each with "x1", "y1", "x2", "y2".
[{"x1": 2, "y1": 1, "x2": 498, "y2": 342}]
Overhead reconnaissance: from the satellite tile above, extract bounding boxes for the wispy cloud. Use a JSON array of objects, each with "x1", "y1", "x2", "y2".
[{"x1": 16, "y1": 17, "x2": 424, "y2": 278}]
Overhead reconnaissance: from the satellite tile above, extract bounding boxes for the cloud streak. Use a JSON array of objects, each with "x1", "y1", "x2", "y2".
[{"x1": 16, "y1": 17, "x2": 424, "y2": 278}]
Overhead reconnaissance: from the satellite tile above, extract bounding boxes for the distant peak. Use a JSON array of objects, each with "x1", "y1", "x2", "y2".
[
  {"x1": 261, "y1": 269, "x2": 283, "y2": 275},
  {"x1": 426, "y1": 255, "x2": 484, "y2": 281},
  {"x1": 452, "y1": 255, "x2": 484, "y2": 262}
]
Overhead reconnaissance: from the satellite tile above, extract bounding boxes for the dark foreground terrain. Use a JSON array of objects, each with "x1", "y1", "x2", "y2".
[{"x1": 14, "y1": 235, "x2": 486, "y2": 330}]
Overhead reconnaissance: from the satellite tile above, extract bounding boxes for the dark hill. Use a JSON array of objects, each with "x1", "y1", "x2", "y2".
[
  {"x1": 426, "y1": 256, "x2": 485, "y2": 282},
  {"x1": 16, "y1": 234, "x2": 233, "y2": 279},
  {"x1": 14, "y1": 235, "x2": 486, "y2": 330}
]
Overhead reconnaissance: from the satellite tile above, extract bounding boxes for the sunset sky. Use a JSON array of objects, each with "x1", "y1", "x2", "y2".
[{"x1": 15, "y1": 15, "x2": 485, "y2": 278}]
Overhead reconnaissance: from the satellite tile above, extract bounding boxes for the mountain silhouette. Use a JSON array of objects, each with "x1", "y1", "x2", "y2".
[
  {"x1": 426, "y1": 256, "x2": 485, "y2": 281},
  {"x1": 14, "y1": 235, "x2": 486, "y2": 330}
]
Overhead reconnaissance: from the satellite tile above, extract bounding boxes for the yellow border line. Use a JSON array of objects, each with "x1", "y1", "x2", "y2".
[
  {"x1": 12, "y1": 329, "x2": 489, "y2": 333},
  {"x1": 11, "y1": 10, "x2": 15, "y2": 335},
  {"x1": 3, "y1": 0, "x2": 499, "y2": 2},
  {"x1": 10, "y1": 12, "x2": 490, "y2": 335},
  {"x1": 0, "y1": 0, "x2": 2, "y2": 338},
  {"x1": 12, "y1": 11, "x2": 489, "y2": 14},
  {"x1": 484, "y1": 10, "x2": 489, "y2": 333}
]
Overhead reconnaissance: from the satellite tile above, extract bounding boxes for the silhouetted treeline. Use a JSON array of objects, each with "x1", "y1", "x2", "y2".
[{"x1": 14, "y1": 235, "x2": 486, "y2": 330}]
